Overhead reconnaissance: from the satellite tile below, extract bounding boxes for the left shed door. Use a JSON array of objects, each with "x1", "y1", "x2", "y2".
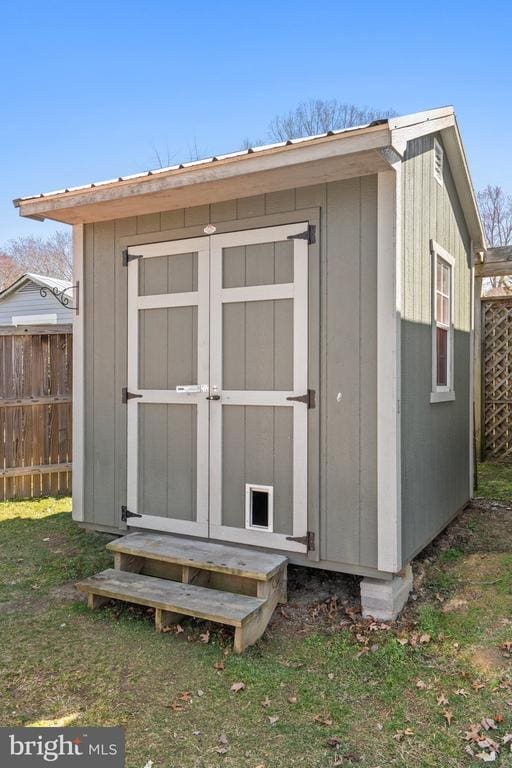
[{"x1": 126, "y1": 237, "x2": 210, "y2": 535}]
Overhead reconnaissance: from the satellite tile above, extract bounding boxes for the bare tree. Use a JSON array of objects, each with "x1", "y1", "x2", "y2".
[
  {"x1": 0, "y1": 230, "x2": 72, "y2": 291},
  {"x1": 267, "y1": 99, "x2": 397, "y2": 142},
  {"x1": 477, "y1": 186, "x2": 512, "y2": 294}
]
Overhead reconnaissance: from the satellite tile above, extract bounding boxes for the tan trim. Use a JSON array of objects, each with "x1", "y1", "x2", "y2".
[{"x1": 72, "y1": 224, "x2": 84, "y2": 522}]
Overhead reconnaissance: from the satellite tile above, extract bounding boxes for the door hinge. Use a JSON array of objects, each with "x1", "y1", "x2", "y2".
[
  {"x1": 286, "y1": 389, "x2": 315, "y2": 409},
  {"x1": 122, "y1": 249, "x2": 143, "y2": 267},
  {"x1": 121, "y1": 505, "x2": 142, "y2": 522},
  {"x1": 287, "y1": 224, "x2": 316, "y2": 245},
  {"x1": 286, "y1": 531, "x2": 315, "y2": 551},
  {"x1": 122, "y1": 387, "x2": 143, "y2": 404}
]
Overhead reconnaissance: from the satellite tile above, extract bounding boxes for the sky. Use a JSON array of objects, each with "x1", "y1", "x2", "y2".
[{"x1": 0, "y1": 0, "x2": 510, "y2": 244}]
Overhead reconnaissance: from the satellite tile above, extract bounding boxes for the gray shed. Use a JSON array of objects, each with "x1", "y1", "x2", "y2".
[
  {"x1": 14, "y1": 106, "x2": 485, "y2": 622},
  {"x1": 0, "y1": 273, "x2": 73, "y2": 326}
]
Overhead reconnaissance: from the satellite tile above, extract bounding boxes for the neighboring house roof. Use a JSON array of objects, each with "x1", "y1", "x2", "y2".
[
  {"x1": 0, "y1": 272, "x2": 72, "y2": 300},
  {"x1": 13, "y1": 106, "x2": 486, "y2": 251}
]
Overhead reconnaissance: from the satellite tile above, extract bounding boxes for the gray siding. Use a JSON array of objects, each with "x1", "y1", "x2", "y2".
[
  {"x1": 0, "y1": 282, "x2": 73, "y2": 325},
  {"x1": 83, "y1": 179, "x2": 379, "y2": 571},
  {"x1": 401, "y1": 135, "x2": 472, "y2": 563}
]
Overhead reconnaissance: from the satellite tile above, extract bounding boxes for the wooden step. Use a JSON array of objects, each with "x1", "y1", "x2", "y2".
[
  {"x1": 76, "y1": 569, "x2": 271, "y2": 653},
  {"x1": 107, "y1": 532, "x2": 287, "y2": 581}
]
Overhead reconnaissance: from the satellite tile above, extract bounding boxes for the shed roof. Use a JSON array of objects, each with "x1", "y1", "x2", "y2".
[
  {"x1": 0, "y1": 272, "x2": 72, "y2": 300},
  {"x1": 13, "y1": 106, "x2": 486, "y2": 250}
]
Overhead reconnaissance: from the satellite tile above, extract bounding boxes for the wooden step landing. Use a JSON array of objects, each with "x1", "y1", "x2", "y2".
[
  {"x1": 77, "y1": 569, "x2": 269, "y2": 654},
  {"x1": 107, "y1": 532, "x2": 286, "y2": 581}
]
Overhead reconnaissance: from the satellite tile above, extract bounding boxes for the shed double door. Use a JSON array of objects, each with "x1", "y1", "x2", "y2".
[{"x1": 126, "y1": 222, "x2": 309, "y2": 553}]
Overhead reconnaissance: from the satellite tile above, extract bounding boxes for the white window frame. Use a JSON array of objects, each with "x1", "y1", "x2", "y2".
[
  {"x1": 430, "y1": 240, "x2": 455, "y2": 403},
  {"x1": 433, "y1": 137, "x2": 444, "y2": 186}
]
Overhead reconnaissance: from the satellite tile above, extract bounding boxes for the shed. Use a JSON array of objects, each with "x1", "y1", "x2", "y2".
[
  {"x1": 14, "y1": 106, "x2": 485, "y2": 622},
  {"x1": 0, "y1": 273, "x2": 73, "y2": 326}
]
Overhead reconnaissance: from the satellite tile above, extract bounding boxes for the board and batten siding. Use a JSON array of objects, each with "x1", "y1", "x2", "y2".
[
  {"x1": 82, "y1": 179, "x2": 379, "y2": 572},
  {"x1": 0, "y1": 282, "x2": 73, "y2": 325},
  {"x1": 401, "y1": 135, "x2": 471, "y2": 564}
]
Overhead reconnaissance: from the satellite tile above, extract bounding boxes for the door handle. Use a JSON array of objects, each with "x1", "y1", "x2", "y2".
[
  {"x1": 206, "y1": 394, "x2": 221, "y2": 401},
  {"x1": 176, "y1": 385, "x2": 207, "y2": 394}
]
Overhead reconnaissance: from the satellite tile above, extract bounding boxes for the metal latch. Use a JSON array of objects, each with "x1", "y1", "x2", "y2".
[
  {"x1": 122, "y1": 249, "x2": 143, "y2": 267},
  {"x1": 121, "y1": 506, "x2": 142, "y2": 522},
  {"x1": 286, "y1": 531, "x2": 315, "y2": 551},
  {"x1": 287, "y1": 224, "x2": 316, "y2": 245},
  {"x1": 122, "y1": 387, "x2": 143, "y2": 404},
  {"x1": 286, "y1": 389, "x2": 315, "y2": 409}
]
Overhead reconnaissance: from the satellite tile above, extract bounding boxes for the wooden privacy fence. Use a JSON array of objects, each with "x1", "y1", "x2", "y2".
[
  {"x1": 482, "y1": 297, "x2": 512, "y2": 460},
  {"x1": 0, "y1": 325, "x2": 72, "y2": 500}
]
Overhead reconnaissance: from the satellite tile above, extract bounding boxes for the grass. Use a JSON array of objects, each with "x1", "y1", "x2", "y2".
[
  {"x1": 476, "y1": 461, "x2": 512, "y2": 501},
  {"x1": 0, "y1": 492, "x2": 511, "y2": 767}
]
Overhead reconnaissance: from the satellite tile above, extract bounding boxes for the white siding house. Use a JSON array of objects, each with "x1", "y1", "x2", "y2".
[{"x1": 0, "y1": 273, "x2": 73, "y2": 325}]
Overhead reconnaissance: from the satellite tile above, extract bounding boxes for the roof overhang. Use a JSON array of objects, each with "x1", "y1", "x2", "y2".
[{"x1": 14, "y1": 106, "x2": 485, "y2": 251}]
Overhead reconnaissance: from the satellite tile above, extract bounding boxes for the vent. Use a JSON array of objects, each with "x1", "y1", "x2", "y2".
[
  {"x1": 433, "y1": 138, "x2": 444, "y2": 186},
  {"x1": 245, "y1": 484, "x2": 274, "y2": 532}
]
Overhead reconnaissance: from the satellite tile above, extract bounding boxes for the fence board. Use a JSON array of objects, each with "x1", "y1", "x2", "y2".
[
  {"x1": 483, "y1": 298, "x2": 512, "y2": 460},
  {"x1": 0, "y1": 327, "x2": 72, "y2": 500}
]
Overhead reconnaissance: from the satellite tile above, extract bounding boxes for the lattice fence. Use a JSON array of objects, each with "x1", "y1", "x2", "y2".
[{"x1": 483, "y1": 297, "x2": 512, "y2": 460}]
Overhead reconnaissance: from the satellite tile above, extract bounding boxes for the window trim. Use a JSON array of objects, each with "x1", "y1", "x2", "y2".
[
  {"x1": 433, "y1": 137, "x2": 444, "y2": 186},
  {"x1": 430, "y1": 240, "x2": 455, "y2": 403}
]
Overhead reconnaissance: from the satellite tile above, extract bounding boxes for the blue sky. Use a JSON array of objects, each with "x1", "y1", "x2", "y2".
[{"x1": 0, "y1": 0, "x2": 510, "y2": 243}]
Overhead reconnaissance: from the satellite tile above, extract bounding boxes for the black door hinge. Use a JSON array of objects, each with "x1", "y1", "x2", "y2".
[
  {"x1": 287, "y1": 224, "x2": 316, "y2": 245},
  {"x1": 121, "y1": 505, "x2": 142, "y2": 522},
  {"x1": 122, "y1": 249, "x2": 143, "y2": 267},
  {"x1": 286, "y1": 389, "x2": 315, "y2": 409},
  {"x1": 122, "y1": 387, "x2": 143, "y2": 404},
  {"x1": 286, "y1": 531, "x2": 315, "y2": 551}
]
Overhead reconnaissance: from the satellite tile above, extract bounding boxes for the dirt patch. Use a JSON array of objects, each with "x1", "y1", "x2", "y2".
[
  {"x1": 469, "y1": 645, "x2": 509, "y2": 675},
  {"x1": 0, "y1": 581, "x2": 84, "y2": 616}
]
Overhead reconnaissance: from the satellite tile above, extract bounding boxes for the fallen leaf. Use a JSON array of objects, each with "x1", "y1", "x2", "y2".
[
  {"x1": 393, "y1": 728, "x2": 414, "y2": 741},
  {"x1": 494, "y1": 714, "x2": 504, "y2": 723},
  {"x1": 287, "y1": 695, "x2": 297, "y2": 704},
  {"x1": 397, "y1": 637, "x2": 409, "y2": 646},
  {"x1": 314, "y1": 714, "x2": 334, "y2": 726},
  {"x1": 443, "y1": 709, "x2": 454, "y2": 726},
  {"x1": 178, "y1": 691, "x2": 192, "y2": 702},
  {"x1": 200, "y1": 630, "x2": 210, "y2": 644},
  {"x1": 465, "y1": 724, "x2": 483, "y2": 742},
  {"x1": 268, "y1": 715, "x2": 279, "y2": 725},
  {"x1": 437, "y1": 693, "x2": 449, "y2": 706},
  {"x1": 218, "y1": 734, "x2": 229, "y2": 746},
  {"x1": 481, "y1": 717, "x2": 498, "y2": 731},
  {"x1": 215, "y1": 746, "x2": 228, "y2": 755},
  {"x1": 419, "y1": 633, "x2": 431, "y2": 644},
  {"x1": 416, "y1": 679, "x2": 428, "y2": 690},
  {"x1": 167, "y1": 702, "x2": 184, "y2": 711},
  {"x1": 455, "y1": 688, "x2": 470, "y2": 698},
  {"x1": 326, "y1": 736, "x2": 342, "y2": 749},
  {"x1": 175, "y1": 624, "x2": 184, "y2": 634},
  {"x1": 213, "y1": 661, "x2": 225, "y2": 671},
  {"x1": 473, "y1": 680, "x2": 486, "y2": 691},
  {"x1": 501, "y1": 641, "x2": 512, "y2": 652},
  {"x1": 261, "y1": 696, "x2": 271, "y2": 708},
  {"x1": 475, "y1": 751, "x2": 497, "y2": 762},
  {"x1": 197, "y1": 689, "x2": 204, "y2": 697},
  {"x1": 230, "y1": 682, "x2": 245, "y2": 693},
  {"x1": 327, "y1": 672, "x2": 335, "y2": 680}
]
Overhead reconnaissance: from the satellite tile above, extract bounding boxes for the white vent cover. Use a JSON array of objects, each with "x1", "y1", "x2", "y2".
[{"x1": 433, "y1": 138, "x2": 444, "y2": 185}]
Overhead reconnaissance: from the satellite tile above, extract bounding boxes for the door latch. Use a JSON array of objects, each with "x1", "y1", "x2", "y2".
[
  {"x1": 206, "y1": 395, "x2": 221, "y2": 400},
  {"x1": 122, "y1": 388, "x2": 143, "y2": 404}
]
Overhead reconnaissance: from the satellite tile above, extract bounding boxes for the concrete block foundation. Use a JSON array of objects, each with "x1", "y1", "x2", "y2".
[{"x1": 360, "y1": 564, "x2": 413, "y2": 621}]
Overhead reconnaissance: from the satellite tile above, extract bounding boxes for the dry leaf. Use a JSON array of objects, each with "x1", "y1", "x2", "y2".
[
  {"x1": 167, "y1": 702, "x2": 184, "y2": 711},
  {"x1": 397, "y1": 637, "x2": 409, "y2": 646},
  {"x1": 419, "y1": 633, "x2": 431, "y2": 644},
  {"x1": 230, "y1": 681, "x2": 245, "y2": 693},
  {"x1": 326, "y1": 736, "x2": 342, "y2": 749},
  {"x1": 213, "y1": 661, "x2": 225, "y2": 671},
  {"x1": 177, "y1": 691, "x2": 192, "y2": 703},
  {"x1": 437, "y1": 693, "x2": 449, "y2": 706},
  {"x1": 199, "y1": 630, "x2": 210, "y2": 644},
  {"x1": 481, "y1": 717, "x2": 498, "y2": 731},
  {"x1": 218, "y1": 734, "x2": 229, "y2": 746},
  {"x1": 443, "y1": 709, "x2": 454, "y2": 726},
  {"x1": 197, "y1": 689, "x2": 204, "y2": 697},
  {"x1": 473, "y1": 680, "x2": 486, "y2": 691},
  {"x1": 261, "y1": 696, "x2": 271, "y2": 708},
  {"x1": 416, "y1": 680, "x2": 428, "y2": 690},
  {"x1": 327, "y1": 672, "x2": 335, "y2": 680},
  {"x1": 268, "y1": 715, "x2": 279, "y2": 725},
  {"x1": 455, "y1": 688, "x2": 470, "y2": 697},
  {"x1": 314, "y1": 714, "x2": 333, "y2": 726},
  {"x1": 393, "y1": 728, "x2": 414, "y2": 741},
  {"x1": 215, "y1": 747, "x2": 228, "y2": 755},
  {"x1": 287, "y1": 695, "x2": 297, "y2": 704},
  {"x1": 475, "y1": 751, "x2": 497, "y2": 762},
  {"x1": 494, "y1": 714, "x2": 504, "y2": 723},
  {"x1": 465, "y1": 724, "x2": 483, "y2": 742},
  {"x1": 175, "y1": 624, "x2": 184, "y2": 634}
]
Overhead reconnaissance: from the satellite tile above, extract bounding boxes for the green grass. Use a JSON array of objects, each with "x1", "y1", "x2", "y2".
[
  {"x1": 477, "y1": 461, "x2": 512, "y2": 500},
  {"x1": 0, "y1": 496, "x2": 511, "y2": 767}
]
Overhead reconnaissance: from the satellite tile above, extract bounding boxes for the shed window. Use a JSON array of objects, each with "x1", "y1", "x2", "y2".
[{"x1": 431, "y1": 241, "x2": 455, "y2": 403}]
